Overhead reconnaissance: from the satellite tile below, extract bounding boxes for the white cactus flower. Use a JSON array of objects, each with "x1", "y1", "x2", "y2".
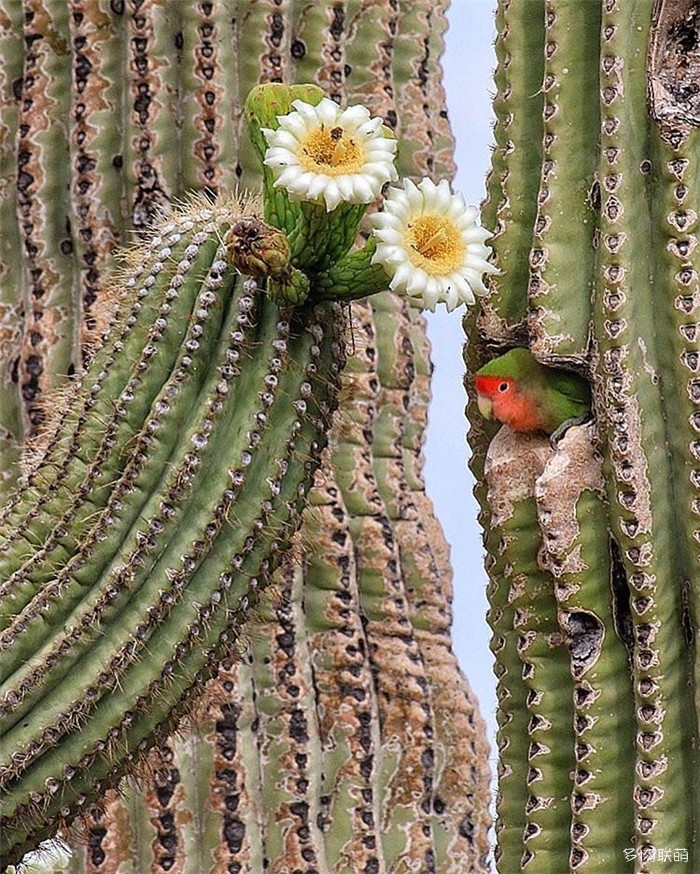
[
  {"x1": 371, "y1": 178, "x2": 497, "y2": 312},
  {"x1": 15, "y1": 838, "x2": 72, "y2": 873},
  {"x1": 262, "y1": 97, "x2": 398, "y2": 212}
]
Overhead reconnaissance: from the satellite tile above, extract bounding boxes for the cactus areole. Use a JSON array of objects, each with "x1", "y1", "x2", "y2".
[{"x1": 0, "y1": 82, "x2": 494, "y2": 866}]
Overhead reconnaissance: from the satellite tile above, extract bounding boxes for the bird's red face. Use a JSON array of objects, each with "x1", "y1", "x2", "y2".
[{"x1": 474, "y1": 374, "x2": 545, "y2": 432}]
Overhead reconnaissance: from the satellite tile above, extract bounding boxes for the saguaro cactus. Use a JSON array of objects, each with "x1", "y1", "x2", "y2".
[
  {"x1": 0, "y1": 2, "x2": 491, "y2": 872},
  {"x1": 468, "y1": 0, "x2": 700, "y2": 871}
]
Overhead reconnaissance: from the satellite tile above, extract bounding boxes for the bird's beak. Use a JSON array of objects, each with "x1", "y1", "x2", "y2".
[{"x1": 476, "y1": 393, "x2": 493, "y2": 420}]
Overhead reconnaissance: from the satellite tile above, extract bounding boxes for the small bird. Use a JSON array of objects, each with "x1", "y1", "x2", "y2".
[{"x1": 474, "y1": 348, "x2": 592, "y2": 436}]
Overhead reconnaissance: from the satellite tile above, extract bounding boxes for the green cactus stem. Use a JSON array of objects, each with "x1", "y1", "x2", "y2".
[
  {"x1": 0, "y1": 196, "x2": 344, "y2": 866},
  {"x1": 470, "y1": 0, "x2": 700, "y2": 871},
  {"x1": 483, "y1": 428, "x2": 570, "y2": 874},
  {"x1": 478, "y1": 0, "x2": 545, "y2": 336}
]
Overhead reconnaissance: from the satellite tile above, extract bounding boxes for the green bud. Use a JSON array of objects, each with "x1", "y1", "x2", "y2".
[
  {"x1": 245, "y1": 83, "x2": 325, "y2": 145},
  {"x1": 268, "y1": 267, "x2": 310, "y2": 307},
  {"x1": 244, "y1": 83, "x2": 325, "y2": 234},
  {"x1": 313, "y1": 236, "x2": 389, "y2": 302}
]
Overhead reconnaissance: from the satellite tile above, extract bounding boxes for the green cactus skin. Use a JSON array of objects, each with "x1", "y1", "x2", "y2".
[
  {"x1": 0, "y1": 0, "x2": 492, "y2": 872},
  {"x1": 0, "y1": 199, "x2": 344, "y2": 866},
  {"x1": 471, "y1": 0, "x2": 700, "y2": 871}
]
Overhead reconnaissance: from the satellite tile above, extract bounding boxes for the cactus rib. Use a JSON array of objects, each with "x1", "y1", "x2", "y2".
[
  {"x1": 535, "y1": 424, "x2": 635, "y2": 872},
  {"x1": 479, "y1": 0, "x2": 545, "y2": 335},
  {"x1": 0, "y1": 0, "x2": 28, "y2": 500},
  {"x1": 527, "y1": 0, "x2": 600, "y2": 361}
]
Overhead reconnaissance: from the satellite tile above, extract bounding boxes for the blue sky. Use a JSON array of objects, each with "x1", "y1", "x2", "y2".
[{"x1": 424, "y1": 0, "x2": 498, "y2": 749}]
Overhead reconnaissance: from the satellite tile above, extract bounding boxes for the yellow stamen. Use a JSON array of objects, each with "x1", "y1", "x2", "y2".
[
  {"x1": 299, "y1": 124, "x2": 364, "y2": 176},
  {"x1": 405, "y1": 213, "x2": 465, "y2": 275}
]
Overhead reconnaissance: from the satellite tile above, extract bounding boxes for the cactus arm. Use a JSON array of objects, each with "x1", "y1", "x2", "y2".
[
  {"x1": 0, "y1": 239, "x2": 232, "y2": 702},
  {"x1": 0, "y1": 231, "x2": 227, "y2": 626},
  {"x1": 0, "y1": 202, "x2": 343, "y2": 865},
  {"x1": 527, "y1": 0, "x2": 601, "y2": 361},
  {"x1": 479, "y1": 0, "x2": 545, "y2": 334},
  {"x1": 593, "y1": 2, "x2": 696, "y2": 865}
]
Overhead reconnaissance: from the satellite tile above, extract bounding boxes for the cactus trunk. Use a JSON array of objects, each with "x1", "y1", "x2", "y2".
[
  {"x1": 469, "y1": 0, "x2": 700, "y2": 871},
  {"x1": 0, "y1": 1, "x2": 491, "y2": 871}
]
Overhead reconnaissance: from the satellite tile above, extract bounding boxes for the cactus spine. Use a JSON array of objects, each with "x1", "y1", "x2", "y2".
[
  {"x1": 470, "y1": 0, "x2": 700, "y2": 871},
  {"x1": 0, "y1": 1, "x2": 491, "y2": 872}
]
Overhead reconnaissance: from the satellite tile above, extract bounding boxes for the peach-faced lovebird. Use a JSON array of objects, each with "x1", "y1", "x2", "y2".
[{"x1": 474, "y1": 348, "x2": 591, "y2": 435}]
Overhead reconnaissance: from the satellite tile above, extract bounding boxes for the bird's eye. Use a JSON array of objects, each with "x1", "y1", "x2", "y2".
[{"x1": 498, "y1": 382, "x2": 509, "y2": 393}]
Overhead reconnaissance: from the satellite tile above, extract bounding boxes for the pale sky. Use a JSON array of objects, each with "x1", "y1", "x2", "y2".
[{"x1": 425, "y1": 0, "x2": 498, "y2": 750}]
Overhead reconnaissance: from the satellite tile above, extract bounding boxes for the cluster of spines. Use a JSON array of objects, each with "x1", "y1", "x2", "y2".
[{"x1": 0, "y1": 198, "x2": 343, "y2": 866}]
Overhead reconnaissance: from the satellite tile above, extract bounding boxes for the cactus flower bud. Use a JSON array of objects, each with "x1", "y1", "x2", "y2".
[{"x1": 226, "y1": 217, "x2": 292, "y2": 280}]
